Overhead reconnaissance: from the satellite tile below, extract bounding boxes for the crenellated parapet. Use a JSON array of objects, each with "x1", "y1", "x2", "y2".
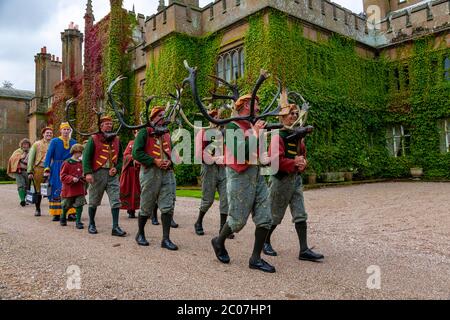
[
  {"x1": 377, "y1": 0, "x2": 450, "y2": 47},
  {"x1": 139, "y1": 0, "x2": 377, "y2": 49}
]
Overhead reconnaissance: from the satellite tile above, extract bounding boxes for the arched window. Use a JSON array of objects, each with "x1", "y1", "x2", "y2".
[
  {"x1": 215, "y1": 46, "x2": 245, "y2": 83},
  {"x1": 239, "y1": 49, "x2": 245, "y2": 76},
  {"x1": 217, "y1": 56, "x2": 224, "y2": 80},
  {"x1": 225, "y1": 54, "x2": 232, "y2": 82},
  {"x1": 444, "y1": 56, "x2": 450, "y2": 81},
  {"x1": 232, "y1": 51, "x2": 239, "y2": 81}
]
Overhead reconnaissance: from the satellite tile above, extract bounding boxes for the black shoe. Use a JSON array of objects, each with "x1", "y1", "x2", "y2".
[
  {"x1": 88, "y1": 224, "x2": 97, "y2": 234},
  {"x1": 263, "y1": 243, "x2": 278, "y2": 256},
  {"x1": 35, "y1": 210, "x2": 41, "y2": 217},
  {"x1": 20, "y1": 201, "x2": 26, "y2": 207},
  {"x1": 112, "y1": 226, "x2": 127, "y2": 237},
  {"x1": 76, "y1": 222, "x2": 84, "y2": 230},
  {"x1": 171, "y1": 219, "x2": 179, "y2": 228},
  {"x1": 161, "y1": 239, "x2": 178, "y2": 251},
  {"x1": 136, "y1": 233, "x2": 149, "y2": 246},
  {"x1": 299, "y1": 248, "x2": 324, "y2": 262},
  {"x1": 249, "y1": 258, "x2": 276, "y2": 273},
  {"x1": 60, "y1": 218, "x2": 67, "y2": 227},
  {"x1": 67, "y1": 214, "x2": 76, "y2": 222},
  {"x1": 211, "y1": 237, "x2": 230, "y2": 264},
  {"x1": 52, "y1": 215, "x2": 60, "y2": 222},
  {"x1": 194, "y1": 223, "x2": 204, "y2": 236},
  {"x1": 227, "y1": 234, "x2": 235, "y2": 240},
  {"x1": 151, "y1": 216, "x2": 160, "y2": 226},
  {"x1": 128, "y1": 211, "x2": 136, "y2": 219}
]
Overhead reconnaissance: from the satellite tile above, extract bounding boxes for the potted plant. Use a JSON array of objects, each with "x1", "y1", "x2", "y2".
[
  {"x1": 305, "y1": 167, "x2": 317, "y2": 185},
  {"x1": 410, "y1": 166, "x2": 424, "y2": 180},
  {"x1": 343, "y1": 167, "x2": 354, "y2": 182}
]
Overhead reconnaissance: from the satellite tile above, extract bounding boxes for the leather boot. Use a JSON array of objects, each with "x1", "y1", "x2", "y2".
[
  {"x1": 75, "y1": 207, "x2": 84, "y2": 230},
  {"x1": 296, "y1": 222, "x2": 324, "y2": 262},
  {"x1": 35, "y1": 195, "x2": 42, "y2": 216},
  {"x1": 220, "y1": 214, "x2": 234, "y2": 239},
  {"x1": 136, "y1": 215, "x2": 149, "y2": 246},
  {"x1": 60, "y1": 209, "x2": 68, "y2": 227},
  {"x1": 249, "y1": 227, "x2": 276, "y2": 273},
  {"x1": 263, "y1": 225, "x2": 278, "y2": 256},
  {"x1": 194, "y1": 210, "x2": 206, "y2": 236},
  {"x1": 171, "y1": 218, "x2": 179, "y2": 229},
  {"x1": 52, "y1": 215, "x2": 60, "y2": 222},
  {"x1": 151, "y1": 207, "x2": 160, "y2": 225},
  {"x1": 161, "y1": 214, "x2": 178, "y2": 251},
  {"x1": 128, "y1": 210, "x2": 136, "y2": 219},
  {"x1": 211, "y1": 223, "x2": 232, "y2": 264},
  {"x1": 88, "y1": 207, "x2": 98, "y2": 234},
  {"x1": 112, "y1": 208, "x2": 126, "y2": 237}
]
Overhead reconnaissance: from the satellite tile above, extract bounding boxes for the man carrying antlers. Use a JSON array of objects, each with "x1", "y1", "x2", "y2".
[
  {"x1": 194, "y1": 108, "x2": 232, "y2": 238},
  {"x1": 211, "y1": 94, "x2": 276, "y2": 273},
  {"x1": 83, "y1": 116, "x2": 126, "y2": 237},
  {"x1": 265, "y1": 102, "x2": 324, "y2": 262},
  {"x1": 132, "y1": 106, "x2": 178, "y2": 251}
]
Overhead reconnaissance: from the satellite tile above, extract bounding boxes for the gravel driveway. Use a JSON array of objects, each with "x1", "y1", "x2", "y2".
[{"x1": 0, "y1": 182, "x2": 449, "y2": 300}]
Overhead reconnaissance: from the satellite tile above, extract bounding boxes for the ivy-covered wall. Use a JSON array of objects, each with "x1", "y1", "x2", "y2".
[
  {"x1": 243, "y1": 10, "x2": 391, "y2": 179},
  {"x1": 144, "y1": 33, "x2": 222, "y2": 185},
  {"x1": 383, "y1": 36, "x2": 450, "y2": 178},
  {"x1": 142, "y1": 8, "x2": 449, "y2": 184}
]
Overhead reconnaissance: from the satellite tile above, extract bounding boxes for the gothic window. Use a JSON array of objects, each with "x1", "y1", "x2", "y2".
[
  {"x1": 225, "y1": 54, "x2": 232, "y2": 82},
  {"x1": 438, "y1": 118, "x2": 450, "y2": 153},
  {"x1": 239, "y1": 49, "x2": 245, "y2": 76},
  {"x1": 232, "y1": 51, "x2": 239, "y2": 80},
  {"x1": 215, "y1": 46, "x2": 245, "y2": 84},
  {"x1": 393, "y1": 67, "x2": 400, "y2": 91},
  {"x1": 403, "y1": 64, "x2": 409, "y2": 89},
  {"x1": 386, "y1": 125, "x2": 411, "y2": 157},
  {"x1": 444, "y1": 56, "x2": 450, "y2": 81},
  {"x1": 217, "y1": 56, "x2": 224, "y2": 80}
]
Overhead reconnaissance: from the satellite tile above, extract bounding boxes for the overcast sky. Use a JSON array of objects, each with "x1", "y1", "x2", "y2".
[{"x1": 0, "y1": 0, "x2": 363, "y2": 92}]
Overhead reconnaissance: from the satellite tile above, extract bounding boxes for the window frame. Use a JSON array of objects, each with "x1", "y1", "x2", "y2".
[
  {"x1": 438, "y1": 118, "x2": 450, "y2": 153},
  {"x1": 386, "y1": 124, "x2": 411, "y2": 157},
  {"x1": 215, "y1": 46, "x2": 245, "y2": 84}
]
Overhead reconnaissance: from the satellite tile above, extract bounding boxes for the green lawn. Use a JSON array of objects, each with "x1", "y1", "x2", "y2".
[
  {"x1": 0, "y1": 182, "x2": 210, "y2": 199},
  {"x1": 176, "y1": 189, "x2": 218, "y2": 200}
]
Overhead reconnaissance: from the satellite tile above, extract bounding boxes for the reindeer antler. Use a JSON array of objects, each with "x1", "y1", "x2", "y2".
[
  {"x1": 183, "y1": 60, "x2": 283, "y2": 129},
  {"x1": 65, "y1": 98, "x2": 102, "y2": 137},
  {"x1": 207, "y1": 75, "x2": 240, "y2": 102}
]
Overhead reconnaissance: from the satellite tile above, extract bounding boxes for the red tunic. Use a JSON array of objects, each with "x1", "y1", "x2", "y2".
[
  {"x1": 60, "y1": 159, "x2": 86, "y2": 198},
  {"x1": 145, "y1": 128, "x2": 172, "y2": 160},
  {"x1": 120, "y1": 141, "x2": 141, "y2": 210},
  {"x1": 268, "y1": 133, "x2": 307, "y2": 174},
  {"x1": 224, "y1": 121, "x2": 255, "y2": 173},
  {"x1": 91, "y1": 134, "x2": 120, "y2": 172},
  {"x1": 195, "y1": 129, "x2": 223, "y2": 165}
]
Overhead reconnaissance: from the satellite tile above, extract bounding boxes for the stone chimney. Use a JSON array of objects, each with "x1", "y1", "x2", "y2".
[
  {"x1": 61, "y1": 23, "x2": 84, "y2": 80},
  {"x1": 34, "y1": 46, "x2": 62, "y2": 98}
]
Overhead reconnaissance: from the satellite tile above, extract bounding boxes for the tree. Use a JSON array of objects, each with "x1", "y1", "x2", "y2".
[{"x1": 2, "y1": 81, "x2": 13, "y2": 89}]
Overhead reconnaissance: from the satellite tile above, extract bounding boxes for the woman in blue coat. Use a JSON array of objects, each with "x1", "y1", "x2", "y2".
[{"x1": 44, "y1": 122, "x2": 77, "y2": 221}]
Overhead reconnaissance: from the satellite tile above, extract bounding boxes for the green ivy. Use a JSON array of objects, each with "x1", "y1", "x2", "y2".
[
  {"x1": 384, "y1": 35, "x2": 450, "y2": 178},
  {"x1": 144, "y1": 32, "x2": 222, "y2": 185},
  {"x1": 139, "y1": 8, "x2": 448, "y2": 183}
]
